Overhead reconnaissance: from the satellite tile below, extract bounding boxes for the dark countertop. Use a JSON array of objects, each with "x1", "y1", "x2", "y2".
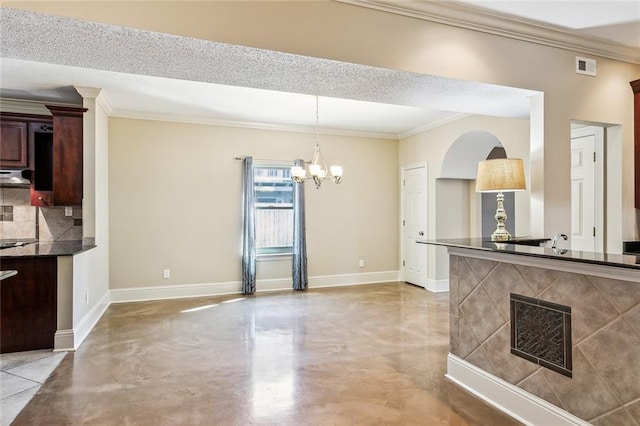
[
  {"x1": 0, "y1": 240, "x2": 95, "y2": 258},
  {"x1": 417, "y1": 238, "x2": 640, "y2": 271},
  {"x1": 0, "y1": 270, "x2": 18, "y2": 280}
]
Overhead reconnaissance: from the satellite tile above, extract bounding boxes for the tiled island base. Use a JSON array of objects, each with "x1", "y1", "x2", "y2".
[{"x1": 447, "y1": 249, "x2": 640, "y2": 425}]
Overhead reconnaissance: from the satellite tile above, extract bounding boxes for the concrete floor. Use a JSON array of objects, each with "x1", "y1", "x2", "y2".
[{"x1": 12, "y1": 282, "x2": 519, "y2": 425}]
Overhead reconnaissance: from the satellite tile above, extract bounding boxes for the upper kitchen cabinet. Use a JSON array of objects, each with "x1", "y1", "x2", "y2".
[
  {"x1": 44, "y1": 105, "x2": 87, "y2": 206},
  {"x1": 0, "y1": 119, "x2": 28, "y2": 168}
]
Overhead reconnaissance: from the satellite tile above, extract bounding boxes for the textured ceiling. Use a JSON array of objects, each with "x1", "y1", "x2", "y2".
[{"x1": 0, "y1": 7, "x2": 537, "y2": 138}]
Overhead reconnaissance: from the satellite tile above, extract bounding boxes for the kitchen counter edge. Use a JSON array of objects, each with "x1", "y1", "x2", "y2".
[
  {"x1": 417, "y1": 238, "x2": 640, "y2": 270},
  {"x1": 0, "y1": 241, "x2": 96, "y2": 258}
]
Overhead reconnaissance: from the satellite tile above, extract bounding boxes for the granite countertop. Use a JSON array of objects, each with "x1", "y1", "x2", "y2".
[
  {"x1": 0, "y1": 240, "x2": 95, "y2": 257},
  {"x1": 0, "y1": 270, "x2": 18, "y2": 280},
  {"x1": 417, "y1": 237, "x2": 640, "y2": 270}
]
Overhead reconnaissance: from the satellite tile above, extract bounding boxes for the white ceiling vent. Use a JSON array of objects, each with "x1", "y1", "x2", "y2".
[{"x1": 576, "y1": 56, "x2": 597, "y2": 76}]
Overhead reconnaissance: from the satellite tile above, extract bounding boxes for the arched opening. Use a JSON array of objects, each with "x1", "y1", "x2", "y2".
[{"x1": 438, "y1": 130, "x2": 516, "y2": 241}]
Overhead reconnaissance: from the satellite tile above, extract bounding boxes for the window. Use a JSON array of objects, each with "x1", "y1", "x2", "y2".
[{"x1": 253, "y1": 162, "x2": 294, "y2": 256}]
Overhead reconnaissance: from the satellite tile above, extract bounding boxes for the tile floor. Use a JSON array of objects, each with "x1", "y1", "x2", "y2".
[
  {"x1": 0, "y1": 349, "x2": 67, "y2": 425},
  {"x1": 10, "y1": 283, "x2": 520, "y2": 425}
]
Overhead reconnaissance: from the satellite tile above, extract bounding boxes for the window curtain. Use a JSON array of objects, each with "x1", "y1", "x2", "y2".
[
  {"x1": 241, "y1": 156, "x2": 256, "y2": 295},
  {"x1": 292, "y1": 159, "x2": 308, "y2": 291}
]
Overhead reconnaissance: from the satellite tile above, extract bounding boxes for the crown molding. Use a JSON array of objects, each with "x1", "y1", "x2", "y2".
[
  {"x1": 336, "y1": 0, "x2": 640, "y2": 65},
  {"x1": 0, "y1": 97, "x2": 81, "y2": 115},
  {"x1": 398, "y1": 112, "x2": 470, "y2": 139},
  {"x1": 109, "y1": 108, "x2": 400, "y2": 140}
]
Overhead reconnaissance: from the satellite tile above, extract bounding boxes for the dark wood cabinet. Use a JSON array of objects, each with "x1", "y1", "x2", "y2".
[
  {"x1": 0, "y1": 107, "x2": 86, "y2": 206},
  {"x1": 0, "y1": 257, "x2": 57, "y2": 353},
  {"x1": 0, "y1": 120, "x2": 28, "y2": 168},
  {"x1": 46, "y1": 105, "x2": 86, "y2": 206},
  {"x1": 632, "y1": 79, "x2": 640, "y2": 209}
]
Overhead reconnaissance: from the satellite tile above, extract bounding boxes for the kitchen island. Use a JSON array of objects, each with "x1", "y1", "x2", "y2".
[
  {"x1": 1, "y1": 241, "x2": 95, "y2": 353},
  {"x1": 419, "y1": 238, "x2": 640, "y2": 426}
]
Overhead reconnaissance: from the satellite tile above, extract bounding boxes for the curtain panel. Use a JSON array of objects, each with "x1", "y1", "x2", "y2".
[
  {"x1": 292, "y1": 159, "x2": 308, "y2": 291},
  {"x1": 241, "y1": 157, "x2": 256, "y2": 295}
]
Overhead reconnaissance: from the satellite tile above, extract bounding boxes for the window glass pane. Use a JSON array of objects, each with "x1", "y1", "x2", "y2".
[{"x1": 253, "y1": 164, "x2": 294, "y2": 254}]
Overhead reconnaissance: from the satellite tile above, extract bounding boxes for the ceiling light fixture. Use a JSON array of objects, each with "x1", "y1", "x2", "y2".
[{"x1": 291, "y1": 96, "x2": 343, "y2": 189}]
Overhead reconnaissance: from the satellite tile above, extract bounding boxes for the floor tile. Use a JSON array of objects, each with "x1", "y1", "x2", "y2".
[
  {"x1": 6, "y1": 352, "x2": 67, "y2": 384},
  {"x1": 0, "y1": 386, "x2": 40, "y2": 426},
  {"x1": 0, "y1": 372, "x2": 38, "y2": 400},
  {"x1": 0, "y1": 350, "x2": 53, "y2": 372}
]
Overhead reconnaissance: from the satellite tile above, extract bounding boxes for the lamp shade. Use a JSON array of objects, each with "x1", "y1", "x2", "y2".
[{"x1": 476, "y1": 158, "x2": 526, "y2": 193}]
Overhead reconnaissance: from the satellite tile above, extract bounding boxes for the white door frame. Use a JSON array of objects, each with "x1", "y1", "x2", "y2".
[
  {"x1": 570, "y1": 125, "x2": 604, "y2": 253},
  {"x1": 400, "y1": 162, "x2": 428, "y2": 288}
]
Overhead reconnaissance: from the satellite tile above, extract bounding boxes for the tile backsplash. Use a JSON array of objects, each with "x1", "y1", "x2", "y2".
[{"x1": 0, "y1": 187, "x2": 82, "y2": 241}]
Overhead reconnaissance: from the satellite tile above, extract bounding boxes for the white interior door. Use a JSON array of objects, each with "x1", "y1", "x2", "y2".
[
  {"x1": 402, "y1": 165, "x2": 427, "y2": 287},
  {"x1": 570, "y1": 126, "x2": 603, "y2": 252}
]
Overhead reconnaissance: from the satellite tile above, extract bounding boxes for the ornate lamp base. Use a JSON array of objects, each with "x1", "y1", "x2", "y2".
[{"x1": 491, "y1": 191, "x2": 512, "y2": 242}]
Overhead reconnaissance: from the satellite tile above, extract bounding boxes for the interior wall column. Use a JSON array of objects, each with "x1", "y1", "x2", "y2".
[
  {"x1": 529, "y1": 93, "x2": 545, "y2": 237},
  {"x1": 74, "y1": 86, "x2": 101, "y2": 246}
]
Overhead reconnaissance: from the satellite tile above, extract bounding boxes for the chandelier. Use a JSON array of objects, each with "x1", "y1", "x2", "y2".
[{"x1": 291, "y1": 96, "x2": 343, "y2": 189}]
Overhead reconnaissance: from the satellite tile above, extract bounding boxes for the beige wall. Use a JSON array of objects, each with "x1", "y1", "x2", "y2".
[
  {"x1": 12, "y1": 0, "x2": 632, "y2": 239},
  {"x1": 400, "y1": 115, "x2": 530, "y2": 281},
  {"x1": 108, "y1": 118, "x2": 398, "y2": 289}
]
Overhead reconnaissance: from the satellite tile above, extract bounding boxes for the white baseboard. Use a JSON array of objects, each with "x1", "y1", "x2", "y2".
[
  {"x1": 110, "y1": 271, "x2": 401, "y2": 303},
  {"x1": 445, "y1": 354, "x2": 590, "y2": 426},
  {"x1": 53, "y1": 329, "x2": 74, "y2": 352},
  {"x1": 73, "y1": 291, "x2": 111, "y2": 350},
  {"x1": 426, "y1": 278, "x2": 449, "y2": 293},
  {"x1": 54, "y1": 291, "x2": 111, "y2": 351}
]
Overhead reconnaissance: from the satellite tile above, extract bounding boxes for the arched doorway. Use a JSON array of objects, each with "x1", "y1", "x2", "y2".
[{"x1": 439, "y1": 130, "x2": 515, "y2": 240}]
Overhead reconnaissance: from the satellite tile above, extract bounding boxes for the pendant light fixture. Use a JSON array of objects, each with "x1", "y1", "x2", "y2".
[{"x1": 291, "y1": 96, "x2": 343, "y2": 189}]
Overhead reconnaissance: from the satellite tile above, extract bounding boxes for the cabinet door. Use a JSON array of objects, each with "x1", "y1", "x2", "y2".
[
  {"x1": 0, "y1": 120, "x2": 28, "y2": 168},
  {"x1": 46, "y1": 106, "x2": 86, "y2": 206},
  {"x1": 0, "y1": 257, "x2": 57, "y2": 353}
]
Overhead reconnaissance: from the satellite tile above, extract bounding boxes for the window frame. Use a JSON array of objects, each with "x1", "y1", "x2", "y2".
[{"x1": 252, "y1": 160, "x2": 295, "y2": 258}]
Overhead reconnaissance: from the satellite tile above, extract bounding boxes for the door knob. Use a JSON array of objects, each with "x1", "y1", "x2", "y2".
[{"x1": 418, "y1": 231, "x2": 424, "y2": 236}]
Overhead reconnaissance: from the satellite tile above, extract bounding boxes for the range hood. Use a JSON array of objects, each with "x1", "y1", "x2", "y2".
[{"x1": 0, "y1": 170, "x2": 31, "y2": 186}]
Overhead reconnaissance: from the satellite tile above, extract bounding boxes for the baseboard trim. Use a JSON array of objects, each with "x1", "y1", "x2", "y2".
[
  {"x1": 445, "y1": 354, "x2": 590, "y2": 426},
  {"x1": 110, "y1": 271, "x2": 401, "y2": 303},
  {"x1": 53, "y1": 291, "x2": 111, "y2": 351},
  {"x1": 53, "y1": 329, "x2": 75, "y2": 352},
  {"x1": 73, "y1": 291, "x2": 111, "y2": 350},
  {"x1": 426, "y1": 278, "x2": 449, "y2": 293}
]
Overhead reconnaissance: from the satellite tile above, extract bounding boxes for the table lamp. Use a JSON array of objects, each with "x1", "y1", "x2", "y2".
[{"x1": 476, "y1": 158, "x2": 526, "y2": 241}]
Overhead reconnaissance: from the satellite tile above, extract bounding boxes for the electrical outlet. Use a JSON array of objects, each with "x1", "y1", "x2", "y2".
[
  {"x1": 65, "y1": 206, "x2": 73, "y2": 217},
  {"x1": 359, "y1": 259, "x2": 365, "y2": 268},
  {"x1": 163, "y1": 269, "x2": 170, "y2": 279}
]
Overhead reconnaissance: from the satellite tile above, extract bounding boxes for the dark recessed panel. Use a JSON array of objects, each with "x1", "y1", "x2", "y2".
[{"x1": 510, "y1": 293, "x2": 572, "y2": 377}]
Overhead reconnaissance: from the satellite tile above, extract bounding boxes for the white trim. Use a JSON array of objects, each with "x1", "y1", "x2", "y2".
[
  {"x1": 0, "y1": 97, "x2": 79, "y2": 115},
  {"x1": 426, "y1": 278, "x2": 449, "y2": 293},
  {"x1": 72, "y1": 291, "x2": 111, "y2": 350},
  {"x1": 53, "y1": 329, "x2": 75, "y2": 352},
  {"x1": 109, "y1": 108, "x2": 399, "y2": 140},
  {"x1": 336, "y1": 0, "x2": 640, "y2": 64},
  {"x1": 397, "y1": 113, "x2": 470, "y2": 139},
  {"x1": 447, "y1": 247, "x2": 640, "y2": 283},
  {"x1": 446, "y1": 354, "x2": 590, "y2": 426},
  {"x1": 110, "y1": 271, "x2": 401, "y2": 303}
]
